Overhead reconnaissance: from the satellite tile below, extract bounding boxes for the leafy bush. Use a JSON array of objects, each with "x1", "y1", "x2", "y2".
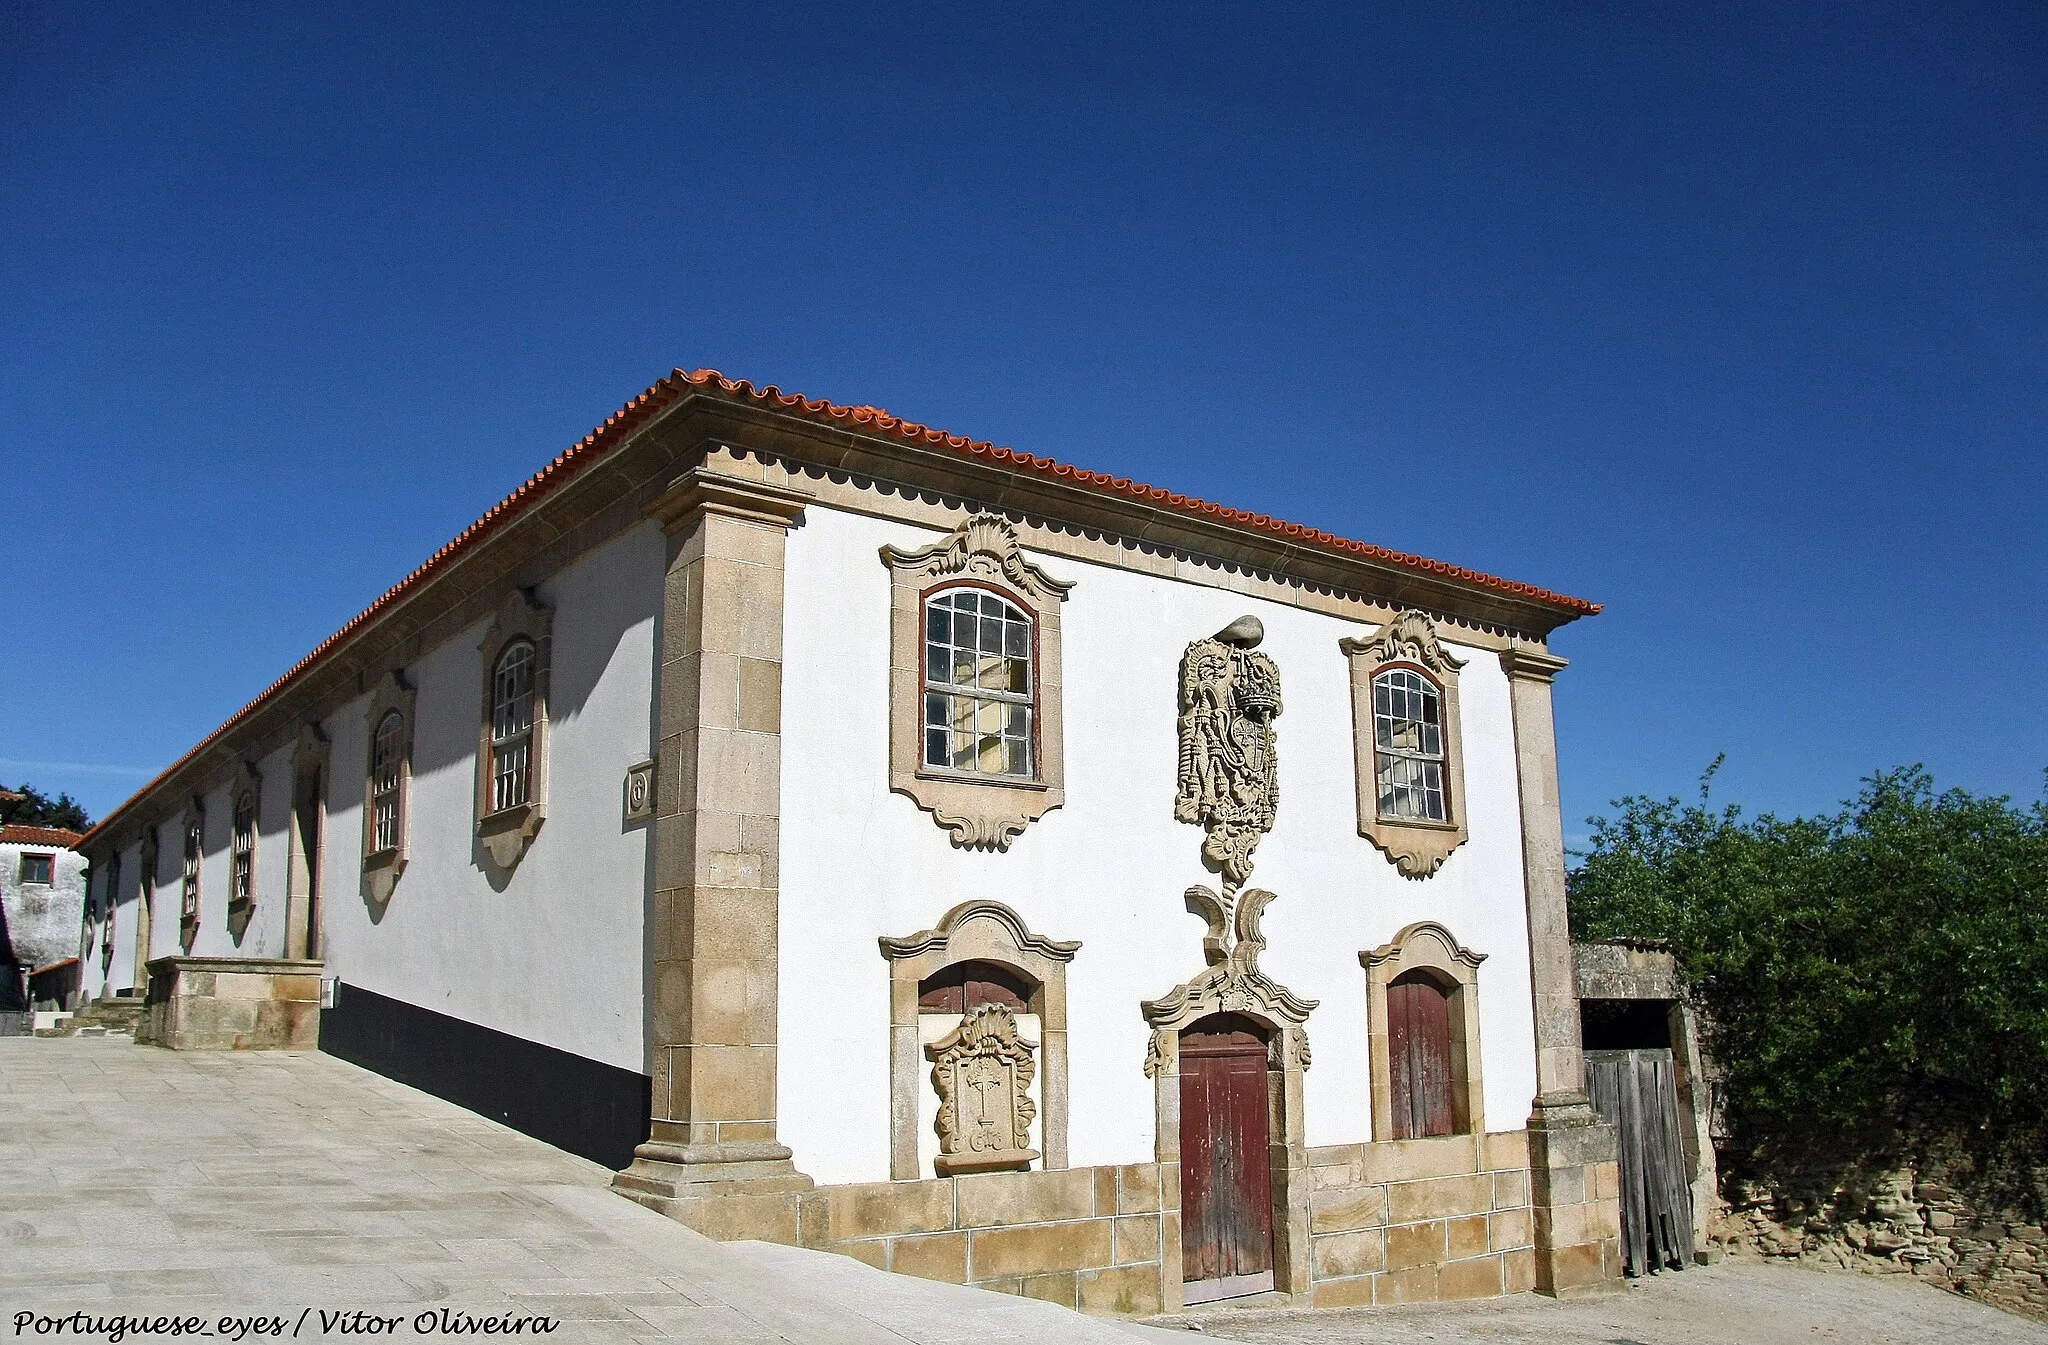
[{"x1": 1569, "y1": 763, "x2": 2048, "y2": 1159}]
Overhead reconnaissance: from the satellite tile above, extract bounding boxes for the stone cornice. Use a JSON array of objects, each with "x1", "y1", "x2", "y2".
[
  {"x1": 83, "y1": 385, "x2": 1583, "y2": 857},
  {"x1": 683, "y1": 396, "x2": 1591, "y2": 638},
  {"x1": 646, "y1": 465, "x2": 814, "y2": 532},
  {"x1": 1499, "y1": 642, "x2": 1571, "y2": 683}
]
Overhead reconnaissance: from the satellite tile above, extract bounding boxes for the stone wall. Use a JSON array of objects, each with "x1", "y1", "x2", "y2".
[
  {"x1": 623, "y1": 1135, "x2": 1559, "y2": 1315},
  {"x1": 1303, "y1": 1131, "x2": 1540, "y2": 1308},
  {"x1": 140, "y1": 956, "x2": 323, "y2": 1050},
  {"x1": 1714, "y1": 1151, "x2": 2048, "y2": 1321},
  {"x1": 800, "y1": 1164, "x2": 1172, "y2": 1315}
]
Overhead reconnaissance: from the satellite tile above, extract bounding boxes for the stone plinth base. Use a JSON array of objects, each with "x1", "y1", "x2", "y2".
[
  {"x1": 612, "y1": 1139, "x2": 816, "y2": 1243},
  {"x1": 140, "y1": 956, "x2": 323, "y2": 1051},
  {"x1": 1527, "y1": 1094, "x2": 1625, "y2": 1296}
]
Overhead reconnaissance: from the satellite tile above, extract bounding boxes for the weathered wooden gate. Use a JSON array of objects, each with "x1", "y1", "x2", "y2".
[
  {"x1": 1179, "y1": 1015, "x2": 1275, "y2": 1302},
  {"x1": 1586, "y1": 1047, "x2": 1694, "y2": 1276}
]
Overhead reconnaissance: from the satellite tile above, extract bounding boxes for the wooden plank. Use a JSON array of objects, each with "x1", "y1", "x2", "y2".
[
  {"x1": 1389, "y1": 978, "x2": 1417, "y2": 1139},
  {"x1": 1591, "y1": 1047, "x2": 1696, "y2": 1275},
  {"x1": 1181, "y1": 1061, "x2": 1219, "y2": 1283},
  {"x1": 1643, "y1": 1050, "x2": 1694, "y2": 1270},
  {"x1": 1222, "y1": 1051, "x2": 1274, "y2": 1276}
]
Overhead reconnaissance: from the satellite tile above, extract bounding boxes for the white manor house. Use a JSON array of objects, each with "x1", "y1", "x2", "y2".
[{"x1": 77, "y1": 369, "x2": 1624, "y2": 1313}]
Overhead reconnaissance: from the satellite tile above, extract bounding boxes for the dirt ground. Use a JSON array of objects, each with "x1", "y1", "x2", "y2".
[{"x1": 1148, "y1": 1259, "x2": 2048, "y2": 1344}]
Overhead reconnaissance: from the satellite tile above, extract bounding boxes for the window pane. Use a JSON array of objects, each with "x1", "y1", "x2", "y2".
[
  {"x1": 925, "y1": 728, "x2": 948, "y2": 766},
  {"x1": 1004, "y1": 622, "x2": 1027, "y2": 657},
  {"x1": 926, "y1": 607, "x2": 949, "y2": 643},
  {"x1": 1005, "y1": 656, "x2": 1029, "y2": 694},
  {"x1": 493, "y1": 642, "x2": 535, "y2": 743},
  {"x1": 1004, "y1": 737, "x2": 1029, "y2": 776}
]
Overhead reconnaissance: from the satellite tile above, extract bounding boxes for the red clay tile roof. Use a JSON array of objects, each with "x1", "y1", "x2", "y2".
[
  {"x1": 0, "y1": 825, "x2": 82, "y2": 848},
  {"x1": 682, "y1": 369, "x2": 1601, "y2": 617},
  {"x1": 81, "y1": 367, "x2": 1598, "y2": 847}
]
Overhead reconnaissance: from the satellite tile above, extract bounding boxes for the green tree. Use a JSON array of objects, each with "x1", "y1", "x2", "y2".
[
  {"x1": 0, "y1": 783, "x2": 92, "y2": 831},
  {"x1": 1569, "y1": 764, "x2": 2048, "y2": 1162}
]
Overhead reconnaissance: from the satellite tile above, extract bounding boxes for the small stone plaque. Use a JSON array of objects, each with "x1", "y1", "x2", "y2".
[{"x1": 624, "y1": 759, "x2": 657, "y2": 823}]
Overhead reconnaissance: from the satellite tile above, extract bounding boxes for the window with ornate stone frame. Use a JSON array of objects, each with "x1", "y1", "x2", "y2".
[
  {"x1": 1361, "y1": 921, "x2": 1486, "y2": 1140},
  {"x1": 1339, "y1": 610, "x2": 1471, "y2": 878},
  {"x1": 227, "y1": 761, "x2": 260, "y2": 945},
  {"x1": 179, "y1": 799, "x2": 204, "y2": 951},
  {"x1": 878, "y1": 900, "x2": 1080, "y2": 1179},
  {"x1": 880, "y1": 514, "x2": 1072, "y2": 851},
  {"x1": 362, "y1": 671, "x2": 416, "y2": 905},
  {"x1": 474, "y1": 589, "x2": 552, "y2": 869},
  {"x1": 98, "y1": 852, "x2": 120, "y2": 974},
  {"x1": 137, "y1": 830, "x2": 158, "y2": 977}
]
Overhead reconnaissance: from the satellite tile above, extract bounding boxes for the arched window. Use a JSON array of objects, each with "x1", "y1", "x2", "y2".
[
  {"x1": 473, "y1": 591, "x2": 551, "y2": 869},
  {"x1": 371, "y1": 711, "x2": 405, "y2": 853},
  {"x1": 1373, "y1": 666, "x2": 1447, "y2": 823},
  {"x1": 491, "y1": 639, "x2": 537, "y2": 811},
  {"x1": 100, "y1": 853, "x2": 120, "y2": 974},
  {"x1": 180, "y1": 810, "x2": 203, "y2": 944},
  {"x1": 922, "y1": 588, "x2": 1033, "y2": 778},
  {"x1": 230, "y1": 792, "x2": 257, "y2": 911},
  {"x1": 1386, "y1": 969, "x2": 1454, "y2": 1138}
]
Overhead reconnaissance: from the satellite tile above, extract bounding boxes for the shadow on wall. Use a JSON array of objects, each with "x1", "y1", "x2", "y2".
[
  {"x1": 367, "y1": 575, "x2": 651, "y2": 912},
  {"x1": 320, "y1": 979, "x2": 652, "y2": 1170}
]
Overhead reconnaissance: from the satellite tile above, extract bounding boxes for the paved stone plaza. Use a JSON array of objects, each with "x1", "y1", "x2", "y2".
[
  {"x1": 5, "y1": 1038, "x2": 2042, "y2": 1343},
  {"x1": 0, "y1": 1038, "x2": 1181, "y2": 1342}
]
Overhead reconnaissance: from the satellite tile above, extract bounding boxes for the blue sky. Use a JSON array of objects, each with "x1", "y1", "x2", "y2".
[{"x1": 3, "y1": 2, "x2": 2042, "y2": 843}]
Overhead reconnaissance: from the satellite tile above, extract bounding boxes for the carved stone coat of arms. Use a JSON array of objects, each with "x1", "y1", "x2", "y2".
[
  {"x1": 926, "y1": 1003, "x2": 1039, "y2": 1175},
  {"x1": 1174, "y1": 615, "x2": 1283, "y2": 888}
]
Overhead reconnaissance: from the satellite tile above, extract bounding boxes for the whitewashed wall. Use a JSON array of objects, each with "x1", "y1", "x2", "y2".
[
  {"x1": 779, "y1": 506, "x2": 1539, "y2": 1187},
  {"x1": 313, "y1": 521, "x2": 662, "y2": 1074},
  {"x1": 0, "y1": 843, "x2": 87, "y2": 974}
]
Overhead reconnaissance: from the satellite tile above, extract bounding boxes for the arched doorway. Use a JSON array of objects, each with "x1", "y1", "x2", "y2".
[{"x1": 1179, "y1": 1012, "x2": 1274, "y2": 1302}]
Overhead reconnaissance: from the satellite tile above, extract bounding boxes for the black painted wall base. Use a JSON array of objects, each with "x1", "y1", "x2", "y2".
[{"x1": 321, "y1": 982, "x2": 651, "y2": 1171}]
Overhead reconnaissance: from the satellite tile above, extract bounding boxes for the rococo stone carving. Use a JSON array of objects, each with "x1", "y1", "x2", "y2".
[
  {"x1": 881, "y1": 513, "x2": 1073, "y2": 851},
  {"x1": 1175, "y1": 615, "x2": 1283, "y2": 888},
  {"x1": 1342, "y1": 608, "x2": 1466, "y2": 679},
  {"x1": 1143, "y1": 882, "x2": 1318, "y2": 1045},
  {"x1": 927, "y1": 1003, "x2": 1040, "y2": 1175}
]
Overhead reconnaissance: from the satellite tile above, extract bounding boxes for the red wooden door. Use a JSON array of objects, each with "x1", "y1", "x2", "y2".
[
  {"x1": 1388, "y1": 972, "x2": 1454, "y2": 1139},
  {"x1": 1179, "y1": 1015, "x2": 1274, "y2": 1297}
]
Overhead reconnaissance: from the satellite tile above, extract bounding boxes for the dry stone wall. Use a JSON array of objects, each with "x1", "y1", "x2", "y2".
[{"x1": 1712, "y1": 1148, "x2": 2048, "y2": 1321}]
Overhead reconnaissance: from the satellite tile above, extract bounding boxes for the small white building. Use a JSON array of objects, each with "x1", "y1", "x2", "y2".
[
  {"x1": 79, "y1": 369, "x2": 1625, "y2": 1312},
  {"x1": 0, "y1": 824, "x2": 87, "y2": 1009}
]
